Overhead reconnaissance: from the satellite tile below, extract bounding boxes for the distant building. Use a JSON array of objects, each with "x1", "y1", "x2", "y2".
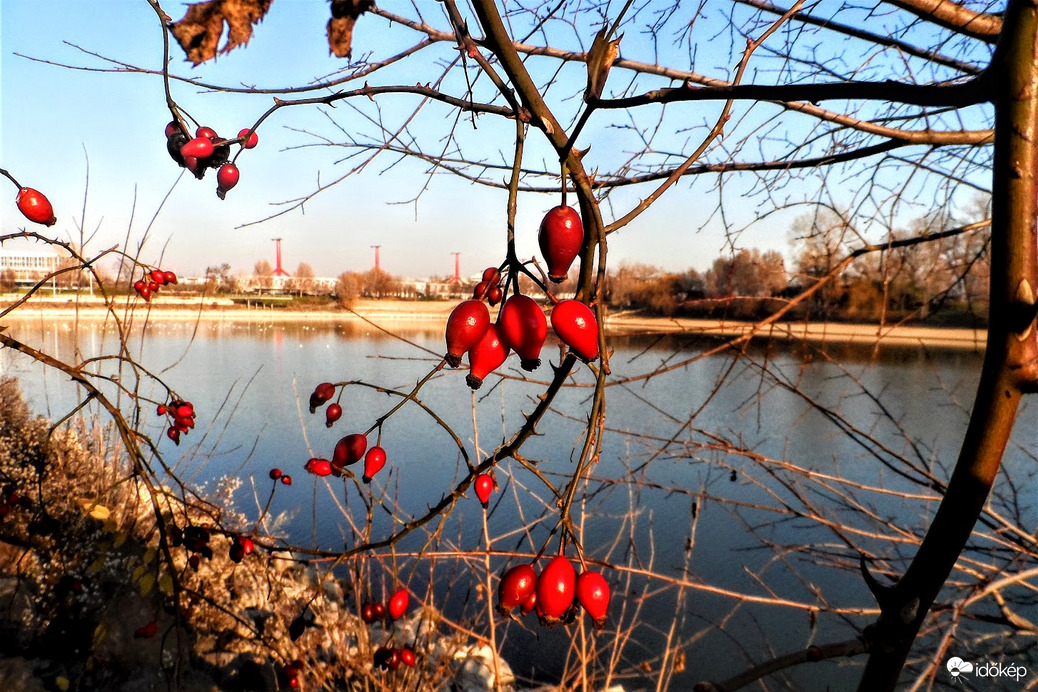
[{"x1": 0, "y1": 249, "x2": 59, "y2": 284}]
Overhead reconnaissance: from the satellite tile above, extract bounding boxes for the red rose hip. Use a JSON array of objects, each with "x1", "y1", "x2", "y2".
[
  {"x1": 538, "y1": 205, "x2": 583, "y2": 282},
  {"x1": 535, "y1": 556, "x2": 576, "y2": 626},
  {"x1": 387, "y1": 587, "x2": 409, "y2": 620},
  {"x1": 497, "y1": 564, "x2": 537, "y2": 615},
  {"x1": 16, "y1": 188, "x2": 56, "y2": 226},
  {"x1": 466, "y1": 323, "x2": 509, "y2": 390},
  {"x1": 332, "y1": 433, "x2": 367, "y2": 467},
  {"x1": 550, "y1": 300, "x2": 599, "y2": 362},
  {"x1": 362, "y1": 446, "x2": 387, "y2": 483},
  {"x1": 325, "y1": 403, "x2": 343, "y2": 427},
  {"x1": 444, "y1": 299, "x2": 490, "y2": 368},
  {"x1": 498, "y1": 295, "x2": 548, "y2": 371},
  {"x1": 575, "y1": 570, "x2": 610, "y2": 629},
  {"x1": 216, "y1": 163, "x2": 239, "y2": 199},
  {"x1": 474, "y1": 473, "x2": 494, "y2": 508},
  {"x1": 304, "y1": 458, "x2": 333, "y2": 477},
  {"x1": 309, "y1": 382, "x2": 336, "y2": 413},
  {"x1": 238, "y1": 128, "x2": 259, "y2": 149},
  {"x1": 180, "y1": 136, "x2": 214, "y2": 159}
]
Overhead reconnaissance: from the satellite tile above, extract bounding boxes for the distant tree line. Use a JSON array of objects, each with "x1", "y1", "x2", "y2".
[{"x1": 606, "y1": 207, "x2": 990, "y2": 325}]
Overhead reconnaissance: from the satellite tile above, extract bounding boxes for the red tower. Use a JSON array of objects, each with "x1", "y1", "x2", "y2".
[
  {"x1": 449, "y1": 252, "x2": 462, "y2": 284},
  {"x1": 271, "y1": 238, "x2": 290, "y2": 277}
]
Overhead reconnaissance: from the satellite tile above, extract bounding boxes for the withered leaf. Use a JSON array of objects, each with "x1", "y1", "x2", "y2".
[
  {"x1": 584, "y1": 27, "x2": 622, "y2": 103},
  {"x1": 170, "y1": 0, "x2": 274, "y2": 66},
  {"x1": 327, "y1": 0, "x2": 374, "y2": 59}
]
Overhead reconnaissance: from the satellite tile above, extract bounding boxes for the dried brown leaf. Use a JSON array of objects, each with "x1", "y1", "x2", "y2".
[
  {"x1": 584, "y1": 27, "x2": 622, "y2": 103},
  {"x1": 327, "y1": 0, "x2": 374, "y2": 59},
  {"x1": 170, "y1": 0, "x2": 273, "y2": 66}
]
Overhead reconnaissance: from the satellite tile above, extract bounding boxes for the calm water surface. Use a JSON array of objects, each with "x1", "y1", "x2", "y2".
[{"x1": 1, "y1": 317, "x2": 1034, "y2": 689}]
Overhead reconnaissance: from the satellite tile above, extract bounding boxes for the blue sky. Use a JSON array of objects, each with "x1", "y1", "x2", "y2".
[{"x1": 0, "y1": 1, "x2": 989, "y2": 280}]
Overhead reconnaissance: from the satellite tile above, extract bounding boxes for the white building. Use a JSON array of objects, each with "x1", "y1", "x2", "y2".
[{"x1": 0, "y1": 249, "x2": 59, "y2": 284}]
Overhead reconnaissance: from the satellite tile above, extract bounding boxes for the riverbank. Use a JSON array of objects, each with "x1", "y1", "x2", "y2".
[{"x1": 2, "y1": 295, "x2": 987, "y2": 350}]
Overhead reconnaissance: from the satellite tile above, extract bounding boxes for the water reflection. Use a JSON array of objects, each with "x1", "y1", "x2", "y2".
[{"x1": 1, "y1": 317, "x2": 1033, "y2": 688}]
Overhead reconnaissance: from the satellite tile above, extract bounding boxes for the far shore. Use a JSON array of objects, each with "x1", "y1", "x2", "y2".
[{"x1": 1, "y1": 295, "x2": 987, "y2": 350}]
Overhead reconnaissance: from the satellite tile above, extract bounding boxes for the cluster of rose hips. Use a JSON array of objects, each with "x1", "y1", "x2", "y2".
[
  {"x1": 14, "y1": 186, "x2": 56, "y2": 227},
  {"x1": 158, "y1": 398, "x2": 196, "y2": 445},
  {"x1": 307, "y1": 383, "x2": 389, "y2": 484},
  {"x1": 0, "y1": 484, "x2": 32, "y2": 518},
  {"x1": 497, "y1": 556, "x2": 610, "y2": 629},
  {"x1": 373, "y1": 644, "x2": 417, "y2": 671},
  {"x1": 360, "y1": 588, "x2": 419, "y2": 671},
  {"x1": 269, "y1": 467, "x2": 293, "y2": 486},
  {"x1": 164, "y1": 120, "x2": 257, "y2": 198},
  {"x1": 133, "y1": 268, "x2": 178, "y2": 302},
  {"x1": 169, "y1": 524, "x2": 212, "y2": 571},
  {"x1": 309, "y1": 382, "x2": 343, "y2": 427},
  {"x1": 443, "y1": 204, "x2": 599, "y2": 390}
]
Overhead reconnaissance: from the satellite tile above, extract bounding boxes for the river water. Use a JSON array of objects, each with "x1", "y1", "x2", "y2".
[{"x1": 1, "y1": 317, "x2": 1034, "y2": 690}]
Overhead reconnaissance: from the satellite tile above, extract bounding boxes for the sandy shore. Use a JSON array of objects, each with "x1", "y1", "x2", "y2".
[{"x1": 1, "y1": 296, "x2": 987, "y2": 350}]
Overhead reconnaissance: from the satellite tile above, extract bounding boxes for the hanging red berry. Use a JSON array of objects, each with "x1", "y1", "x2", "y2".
[
  {"x1": 497, "y1": 564, "x2": 537, "y2": 616},
  {"x1": 216, "y1": 163, "x2": 240, "y2": 199},
  {"x1": 474, "y1": 473, "x2": 494, "y2": 508},
  {"x1": 400, "y1": 647, "x2": 417, "y2": 667},
  {"x1": 163, "y1": 270, "x2": 178, "y2": 285},
  {"x1": 575, "y1": 570, "x2": 610, "y2": 629},
  {"x1": 332, "y1": 433, "x2": 367, "y2": 467},
  {"x1": 444, "y1": 299, "x2": 491, "y2": 368},
  {"x1": 309, "y1": 382, "x2": 336, "y2": 413},
  {"x1": 181, "y1": 136, "x2": 215, "y2": 160},
  {"x1": 360, "y1": 602, "x2": 377, "y2": 623},
  {"x1": 238, "y1": 128, "x2": 259, "y2": 149},
  {"x1": 373, "y1": 646, "x2": 401, "y2": 670},
  {"x1": 164, "y1": 121, "x2": 180, "y2": 138},
  {"x1": 535, "y1": 556, "x2": 576, "y2": 626},
  {"x1": 550, "y1": 299, "x2": 600, "y2": 362},
  {"x1": 482, "y1": 266, "x2": 501, "y2": 283},
  {"x1": 269, "y1": 468, "x2": 283, "y2": 480},
  {"x1": 498, "y1": 295, "x2": 548, "y2": 371},
  {"x1": 362, "y1": 446, "x2": 387, "y2": 483},
  {"x1": 387, "y1": 587, "x2": 409, "y2": 620},
  {"x1": 538, "y1": 205, "x2": 583, "y2": 283},
  {"x1": 466, "y1": 323, "x2": 510, "y2": 390},
  {"x1": 304, "y1": 458, "x2": 333, "y2": 477},
  {"x1": 16, "y1": 187, "x2": 56, "y2": 226},
  {"x1": 325, "y1": 403, "x2": 343, "y2": 427},
  {"x1": 195, "y1": 126, "x2": 218, "y2": 140}
]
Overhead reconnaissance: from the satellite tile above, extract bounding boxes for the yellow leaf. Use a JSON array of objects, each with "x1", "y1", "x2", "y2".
[
  {"x1": 113, "y1": 531, "x2": 128, "y2": 548},
  {"x1": 139, "y1": 573, "x2": 155, "y2": 596},
  {"x1": 77, "y1": 499, "x2": 111, "y2": 521},
  {"x1": 143, "y1": 548, "x2": 157, "y2": 565},
  {"x1": 132, "y1": 565, "x2": 147, "y2": 582},
  {"x1": 92, "y1": 623, "x2": 108, "y2": 646},
  {"x1": 103, "y1": 518, "x2": 118, "y2": 533},
  {"x1": 55, "y1": 676, "x2": 69, "y2": 691},
  {"x1": 159, "y1": 573, "x2": 175, "y2": 596},
  {"x1": 88, "y1": 557, "x2": 106, "y2": 574}
]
